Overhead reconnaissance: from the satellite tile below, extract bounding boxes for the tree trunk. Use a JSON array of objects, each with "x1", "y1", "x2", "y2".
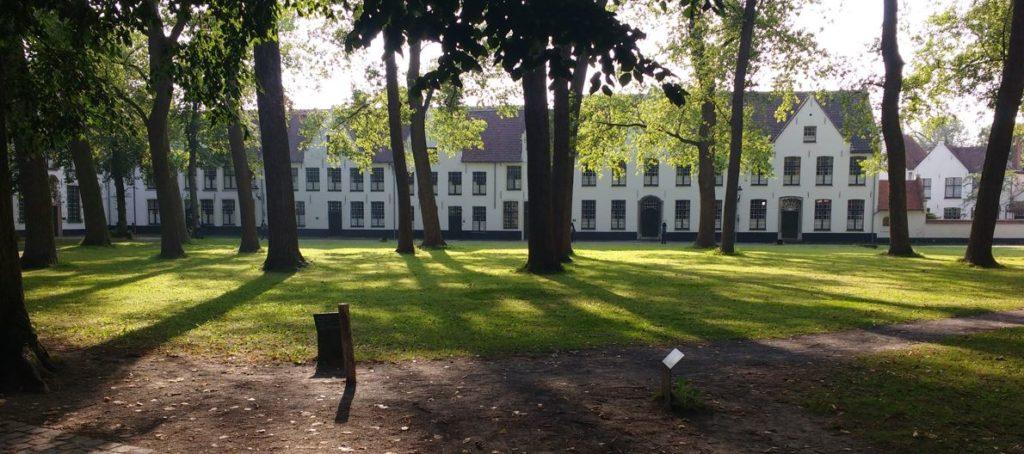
[
  {"x1": 880, "y1": 0, "x2": 916, "y2": 257},
  {"x1": 551, "y1": 72, "x2": 573, "y2": 262},
  {"x1": 555, "y1": 53, "x2": 589, "y2": 260},
  {"x1": 254, "y1": 35, "x2": 306, "y2": 272},
  {"x1": 720, "y1": 0, "x2": 758, "y2": 254},
  {"x1": 383, "y1": 42, "x2": 415, "y2": 255},
  {"x1": 694, "y1": 96, "x2": 718, "y2": 249},
  {"x1": 406, "y1": 39, "x2": 445, "y2": 248},
  {"x1": 228, "y1": 120, "x2": 261, "y2": 253},
  {"x1": 0, "y1": 74, "x2": 54, "y2": 392},
  {"x1": 146, "y1": 26, "x2": 188, "y2": 259},
  {"x1": 185, "y1": 102, "x2": 202, "y2": 239},
  {"x1": 111, "y1": 157, "x2": 131, "y2": 238},
  {"x1": 4, "y1": 40, "x2": 57, "y2": 268},
  {"x1": 522, "y1": 64, "x2": 562, "y2": 274},
  {"x1": 69, "y1": 138, "x2": 112, "y2": 247},
  {"x1": 964, "y1": 0, "x2": 1024, "y2": 267}
]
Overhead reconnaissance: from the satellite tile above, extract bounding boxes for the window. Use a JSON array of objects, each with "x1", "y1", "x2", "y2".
[
  {"x1": 144, "y1": 173, "x2": 155, "y2": 190},
  {"x1": 675, "y1": 166, "x2": 691, "y2": 186},
  {"x1": 183, "y1": 172, "x2": 192, "y2": 190},
  {"x1": 431, "y1": 171, "x2": 438, "y2": 195},
  {"x1": 370, "y1": 167, "x2": 384, "y2": 192},
  {"x1": 472, "y1": 206, "x2": 486, "y2": 231},
  {"x1": 611, "y1": 200, "x2": 626, "y2": 230},
  {"x1": 803, "y1": 126, "x2": 817, "y2": 143},
  {"x1": 291, "y1": 167, "x2": 298, "y2": 191},
  {"x1": 223, "y1": 166, "x2": 236, "y2": 190},
  {"x1": 715, "y1": 171, "x2": 723, "y2": 187},
  {"x1": 845, "y1": 157, "x2": 866, "y2": 186},
  {"x1": 751, "y1": 172, "x2": 768, "y2": 186},
  {"x1": 749, "y1": 199, "x2": 767, "y2": 231},
  {"x1": 350, "y1": 201, "x2": 364, "y2": 227},
  {"x1": 295, "y1": 201, "x2": 305, "y2": 227},
  {"x1": 201, "y1": 199, "x2": 214, "y2": 226},
  {"x1": 350, "y1": 168, "x2": 364, "y2": 192},
  {"x1": 815, "y1": 156, "x2": 833, "y2": 185},
  {"x1": 147, "y1": 199, "x2": 160, "y2": 225},
  {"x1": 783, "y1": 157, "x2": 801, "y2": 185},
  {"x1": 328, "y1": 168, "x2": 343, "y2": 191},
  {"x1": 204, "y1": 167, "x2": 217, "y2": 190},
  {"x1": 581, "y1": 200, "x2": 596, "y2": 230},
  {"x1": 814, "y1": 199, "x2": 832, "y2": 231},
  {"x1": 506, "y1": 166, "x2": 522, "y2": 190},
  {"x1": 945, "y1": 177, "x2": 962, "y2": 199},
  {"x1": 472, "y1": 171, "x2": 487, "y2": 195},
  {"x1": 408, "y1": 172, "x2": 415, "y2": 195},
  {"x1": 674, "y1": 200, "x2": 690, "y2": 230},
  {"x1": 922, "y1": 178, "x2": 931, "y2": 199},
  {"x1": 448, "y1": 172, "x2": 462, "y2": 195},
  {"x1": 16, "y1": 195, "x2": 25, "y2": 224},
  {"x1": 715, "y1": 200, "x2": 722, "y2": 231},
  {"x1": 503, "y1": 201, "x2": 518, "y2": 229},
  {"x1": 611, "y1": 162, "x2": 627, "y2": 186},
  {"x1": 66, "y1": 185, "x2": 81, "y2": 223},
  {"x1": 371, "y1": 201, "x2": 385, "y2": 227},
  {"x1": 306, "y1": 168, "x2": 320, "y2": 191},
  {"x1": 944, "y1": 207, "x2": 962, "y2": 220},
  {"x1": 847, "y1": 199, "x2": 864, "y2": 231},
  {"x1": 222, "y1": 199, "x2": 236, "y2": 226},
  {"x1": 643, "y1": 162, "x2": 659, "y2": 186},
  {"x1": 65, "y1": 167, "x2": 76, "y2": 182},
  {"x1": 582, "y1": 169, "x2": 597, "y2": 186}
]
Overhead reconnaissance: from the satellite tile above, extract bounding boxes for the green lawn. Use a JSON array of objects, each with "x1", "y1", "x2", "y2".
[
  {"x1": 807, "y1": 327, "x2": 1024, "y2": 453},
  {"x1": 23, "y1": 238, "x2": 1024, "y2": 362}
]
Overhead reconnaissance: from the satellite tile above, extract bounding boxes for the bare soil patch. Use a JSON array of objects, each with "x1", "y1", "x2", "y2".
[{"x1": 3, "y1": 309, "x2": 1022, "y2": 453}]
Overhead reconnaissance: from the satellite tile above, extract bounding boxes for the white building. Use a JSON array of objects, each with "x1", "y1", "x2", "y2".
[{"x1": 14, "y1": 92, "x2": 1024, "y2": 243}]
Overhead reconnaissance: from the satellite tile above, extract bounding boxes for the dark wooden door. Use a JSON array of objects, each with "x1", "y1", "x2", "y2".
[
  {"x1": 328, "y1": 201, "x2": 343, "y2": 235},
  {"x1": 780, "y1": 210, "x2": 800, "y2": 240},
  {"x1": 448, "y1": 206, "x2": 462, "y2": 237},
  {"x1": 639, "y1": 199, "x2": 661, "y2": 238}
]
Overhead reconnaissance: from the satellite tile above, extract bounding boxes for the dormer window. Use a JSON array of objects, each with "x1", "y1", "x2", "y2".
[{"x1": 803, "y1": 126, "x2": 817, "y2": 143}]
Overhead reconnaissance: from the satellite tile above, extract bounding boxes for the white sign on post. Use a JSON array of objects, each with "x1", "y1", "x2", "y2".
[{"x1": 662, "y1": 348, "x2": 684, "y2": 370}]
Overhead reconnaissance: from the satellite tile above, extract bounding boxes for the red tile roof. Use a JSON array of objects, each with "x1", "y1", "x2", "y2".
[{"x1": 877, "y1": 179, "x2": 925, "y2": 212}]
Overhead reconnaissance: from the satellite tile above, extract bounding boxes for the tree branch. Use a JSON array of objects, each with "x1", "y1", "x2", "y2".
[{"x1": 168, "y1": 0, "x2": 193, "y2": 43}]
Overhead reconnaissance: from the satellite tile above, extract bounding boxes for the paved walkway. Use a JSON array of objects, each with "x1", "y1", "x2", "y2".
[{"x1": 0, "y1": 419, "x2": 154, "y2": 453}]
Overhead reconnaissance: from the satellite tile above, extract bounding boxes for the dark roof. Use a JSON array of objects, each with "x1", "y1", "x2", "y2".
[
  {"x1": 748, "y1": 91, "x2": 875, "y2": 152},
  {"x1": 948, "y1": 145, "x2": 987, "y2": 173},
  {"x1": 460, "y1": 109, "x2": 524, "y2": 163},
  {"x1": 877, "y1": 179, "x2": 925, "y2": 212},
  {"x1": 904, "y1": 134, "x2": 929, "y2": 170}
]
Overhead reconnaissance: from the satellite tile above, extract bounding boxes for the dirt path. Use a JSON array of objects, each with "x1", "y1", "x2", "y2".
[{"x1": 3, "y1": 309, "x2": 1023, "y2": 453}]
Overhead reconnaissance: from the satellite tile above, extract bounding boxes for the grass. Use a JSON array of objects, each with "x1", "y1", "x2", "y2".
[
  {"x1": 22, "y1": 238, "x2": 1024, "y2": 363},
  {"x1": 807, "y1": 327, "x2": 1024, "y2": 453}
]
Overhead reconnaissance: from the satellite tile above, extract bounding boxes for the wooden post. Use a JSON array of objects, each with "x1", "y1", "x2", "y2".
[
  {"x1": 338, "y1": 303, "x2": 356, "y2": 382},
  {"x1": 660, "y1": 365, "x2": 672, "y2": 410}
]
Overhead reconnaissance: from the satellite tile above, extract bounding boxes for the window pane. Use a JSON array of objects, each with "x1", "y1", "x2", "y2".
[
  {"x1": 783, "y1": 157, "x2": 801, "y2": 185},
  {"x1": 503, "y1": 201, "x2": 518, "y2": 229},
  {"x1": 814, "y1": 199, "x2": 832, "y2": 231},
  {"x1": 581, "y1": 200, "x2": 596, "y2": 230},
  {"x1": 674, "y1": 200, "x2": 690, "y2": 230},
  {"x1": 749, "y1": 199, "x2": 766, "y2": 230},
  {"x1": 611, "y1": 200, "x2": 626, "y2": 230},
  {"x1": 675, "y1": 166, "x2": 691, "y2": 186}
]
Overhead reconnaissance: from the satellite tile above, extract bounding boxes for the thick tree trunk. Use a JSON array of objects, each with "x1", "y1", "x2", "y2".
[
  {"x1": 5, "y1": 41, "x2": 57, "y2": 268},
  {"x1": 146, "y1": 26, "x2": 188, "y2": 259},
  {"x1": 228, "y1": 120, "x2": 261, "y2": 253},
  {"x1": 554, "y1": 54, "x2": 589, "y2": 261},
  {"x1": 522, "y1": 64, "x2": 562, "y2": 274},
  {"x1": 406, "y1": 39, "x2": 445, "y2": 248},
  {"x1": 111, "y1": 161, "x2": 131, "y2": 238},
  {"x1": 880, "y1": 0, "x2": 916, "y2": 257},
  {"x1": 185, "y1": 102, "x2": 202, "y2": 239},
  {"x1": 720, "y1": 0, "x2": 758, "y2": 255},
  {"x1": 965, "y1": 0, "x2": 1024, "y2": 267},
  {"x1": 551, "y1": 73, "x2": 573, "y2": 262},
  {"x1": 0, "y1": 79, "x2": 54, "y2": 393},
  {"x1": 383, "y1": 43, "x2": 415, "y2": 255},
  {"x1": 254, "y1": 36, "x2": 306, "y2": 272},
  {"x1": 69, "y1": 138, "x2": 112, "y2": 247},
  {"x1": 694, "y1": 96, "x2": 718, "y2": 249}
]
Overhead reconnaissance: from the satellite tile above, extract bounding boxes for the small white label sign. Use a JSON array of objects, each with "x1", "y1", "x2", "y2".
[{"x1": 662, "y1": 348, "x2": 684, "y2": 370}]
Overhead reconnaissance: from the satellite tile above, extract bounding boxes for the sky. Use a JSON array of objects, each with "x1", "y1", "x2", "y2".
[{"x1": 279, "y1": 0, "x2": 988, "y2": 138}]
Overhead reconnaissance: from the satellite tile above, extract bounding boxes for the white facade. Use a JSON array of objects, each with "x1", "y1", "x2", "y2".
[{"x1": 909, "y1": 142, "x2": 1024, "y2": 220}]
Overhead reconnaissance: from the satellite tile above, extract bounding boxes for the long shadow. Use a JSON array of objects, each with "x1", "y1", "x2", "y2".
[{"x1": 334, "y1": 381, "x2": 357, "y2": 423}]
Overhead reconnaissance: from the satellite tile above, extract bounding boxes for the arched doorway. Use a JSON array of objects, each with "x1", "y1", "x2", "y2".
[
  {"x1": 638, "y1": 196, "x2": 663, "y2": 239},
  {"x1": 779, "y1": 197, "x2": 801, "y2": 241}
]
